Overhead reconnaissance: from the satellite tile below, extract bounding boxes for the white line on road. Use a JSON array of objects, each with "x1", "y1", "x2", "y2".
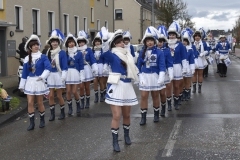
[{"x1": 162, "y1": 120, "x2": 182, "y2": 157}]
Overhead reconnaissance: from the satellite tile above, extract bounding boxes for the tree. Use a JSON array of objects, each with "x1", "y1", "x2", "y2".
[
  {"x1": 155, "y1": 0, "x2": 187, "y2": 27},
  {"x1": 232, "y1": 15, "x2": 240, "y2": 45},
  {"x1": 178, "y1": 12, "x2": 195, "y2": 30}
]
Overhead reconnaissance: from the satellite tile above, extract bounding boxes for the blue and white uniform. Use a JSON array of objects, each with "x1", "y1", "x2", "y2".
[
  {"x1": 137, "y1": 46, "x2": 166, "y2": 91},
  {"x1": 47, "y1": 48, "x2": 68, "y2": 88},
  {"x1": 19, "y1": 52, "x2": 51, "y2": 95},
  {"x1": 183, "y1": 46, "x2": 195, "y2": 77},
  {"x1": 215, "y1": 40, "x2": 231, "y2": 63},
  {"x1": 103, "y1": 47, "x2": 139, "y2": 106},
  {"x1": 93, "y1": 47, "x2": 105, "y2": 77},
  {"x1": 66, "y1": 47, "x2": 84, "y2": 84},
  {"x1": 159, "y1": 44, "x2": 173, "y2": 84},
  {"x1": 168, "y1": 41, "x2": 187, "y2": 80},
  {"x1": 78, "y1": 46, "x2": 98, "y2": 82},
  {"x1": 193, "y1": 40, "x2": 208, "y2": 69}
]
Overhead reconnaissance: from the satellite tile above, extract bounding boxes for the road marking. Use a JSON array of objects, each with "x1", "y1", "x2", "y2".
[{"x1": 162, "y1": 120, "x2": 182, "y2": 157}]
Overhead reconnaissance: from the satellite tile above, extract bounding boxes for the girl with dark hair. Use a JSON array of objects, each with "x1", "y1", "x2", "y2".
[
  {"x1": 19, "y1": 35, "x2": 51, "y2": 131},
  {"x1": 167, "y1": 22, "x2": 188, "y2": 110},
  {"x1": 101, "y1": 29, "x2": 139, "y2": 152},
  {"x1": 46, "y1": 29, "x2": 68, "y2": 121},
  {"x1": 92, "y1": 32, "x2": 107, "y2": 103},
  {"x1": 64, "y1": 34, "x2": 85, "y2": 115},
  {"x1": 192, "y1": 30, "x2": 208, "y2": 93},
  {"x1": 137, "y1": 26, "x2": 166, "y2": 125},
  {"x1": 77, "y1": 30, "x2": 98, "y2": 109},
  {"x1": 181, "y1": 30, "x2": 195, "y2": 101}
]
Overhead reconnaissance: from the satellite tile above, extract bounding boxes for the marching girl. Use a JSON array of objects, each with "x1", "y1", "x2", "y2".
[
  {"x1": 92, "y1": 32, "x2": 107, "y2": 103},
  {"x1": 46, "y1": 29, "x2": 68, "y2": 121},
  {"x1": 64, "y1": 34, "x2": 85, "y2": 115},
  {"x1": 137, "y1": 26, "x2": 166, "y2": 125},
  {"x1": 123, "y1": 31, "x2": 137, "y2": 63},
  {"x1": 157, "y1": 25, "x2": 173, "y2": 115},
  {"x1": 181, "y1": 29, "x2": 195, "y2": 101},
  {"x1": 192, "y1": 28, "x2": 208, "y2": 93},
  {"x1": 19, "y1": 35, "x2": 51, "y2": 131},
  {"x1": 77, "y1": 30, "x2": 98, "y2": 109},
  {"x1": 101, "y1": 29, "x2": 139, "y2": 152},
  {"x1": 167, "y1": 21, "x2": 188, "y2": 110}
]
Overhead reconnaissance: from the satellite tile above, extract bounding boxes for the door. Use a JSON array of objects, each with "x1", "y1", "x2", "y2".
[{"x1": 0, "y1": 28, "x2": 6, "y2": 77}]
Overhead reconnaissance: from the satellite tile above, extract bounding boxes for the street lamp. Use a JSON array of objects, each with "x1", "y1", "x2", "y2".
[{"x1": 145, "y1": 0, "x2": 155, "y2": 26}]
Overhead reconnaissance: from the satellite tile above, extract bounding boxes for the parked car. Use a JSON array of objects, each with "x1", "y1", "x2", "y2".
[{"x1": 132, "y1": 44, "x2": 144, "y2": 63}]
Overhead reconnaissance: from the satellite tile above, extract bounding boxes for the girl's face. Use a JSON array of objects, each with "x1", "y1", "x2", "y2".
[
  {"x1": 31, "y1": 44, "x2": 39, "y2": 53},
  {"x1": 146, "y1": 39, "x2": 155, "y2": 48},
  {"x1": 68, "y1": 41, "x2": 75, "y2": 48},
  {"x1": 51, "y1": 40, "x2": 59, "y2": 49},
  {"x1": 169, "y1": 33, "x2": 176, "y2": 39},
  {"x1": 94, "y1": 40, "x2": 101, "y2": 46},
  {"x1": 194, "y1": 35, "x2": 201, "y2": 41},
  {"x1": 182, "y1": 40, "x2": 188, "y2": 46},
  {"x1": 158, "y1": 40, "x2": 164, "y2": 48},
  {"x1": 78, "y1": 41, "x2": 86, "y2": 47},
  {"x1": 124, "y1": 39, "x2": 130, "y2": 45},
  {"x1": 115, "y1": 40, "x2": 124, "y2": 48}
]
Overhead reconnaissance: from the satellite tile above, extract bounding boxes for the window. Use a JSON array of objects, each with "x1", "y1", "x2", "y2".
[
  {"x1": 105, "y1": 0, "x2": 108, "y2": 6},
  {"x1": 115, "y1": 9, "x2": 122, "y2": 20},
  {"x1": 74, "y1": 16, "x2": 79, "y2": 37},
  {"x1": 105, "y1": 21, "x2": 108, "y2": 29},
  {"x1": 84, "y1": 17, "x2": 87, "y2": 32},
  {"x1": 97, "y1": 20, "x2": 100, "y2": 31},
  {"x1": 32, "y1": 9, "x2": 40, "y2": 35},
  {"x1": 63, "y1": 14, "x2": 69, "y2": 36},
  {"x1": 91, "y1": 8, "x2": 94, "y2": 23},
  {"x1": 0, "y1": 0, "x2": 3, "y2": 9},
  {"x1": 48, "y1": 12, "x2": 55, "y2": 36},
  {"x1": 15, "y1": 6, "x2": 23, "y2": 30}
]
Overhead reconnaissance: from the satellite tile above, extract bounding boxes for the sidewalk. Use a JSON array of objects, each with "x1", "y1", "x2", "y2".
[
  {"x1": 231, "y1": 48, "x2": 240, "y2": 58},
  {"x1": 0, "y1": 87, "x2": 28, "y2": 127}
]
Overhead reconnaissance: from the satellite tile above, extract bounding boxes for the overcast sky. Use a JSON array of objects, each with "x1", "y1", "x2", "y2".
[{"x1": 184, "y1": 0, "x2": 240, "y2": 31}]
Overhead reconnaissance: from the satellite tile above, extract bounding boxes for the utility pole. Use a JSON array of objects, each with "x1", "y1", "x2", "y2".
[{"x1": 151, "y1": 0, "x2": 155, "y2": 26}]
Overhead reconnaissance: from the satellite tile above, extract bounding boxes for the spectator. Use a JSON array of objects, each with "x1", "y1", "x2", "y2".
[
  {"x1": 18, "y1": 37, "x2": 28, "y2": 58},
  {"x1": 42, "y1": 44, "x2": 50, "y2": 54}
]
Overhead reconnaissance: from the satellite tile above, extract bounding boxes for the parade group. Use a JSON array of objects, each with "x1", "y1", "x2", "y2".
[{"x1": 18, "y1": 20, "x2": 232, "y2": 152}]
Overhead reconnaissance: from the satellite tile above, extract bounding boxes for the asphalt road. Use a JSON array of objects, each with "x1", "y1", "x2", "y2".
[{"x1": 1, "y1": 54, "x2": 240, "y2": 160}]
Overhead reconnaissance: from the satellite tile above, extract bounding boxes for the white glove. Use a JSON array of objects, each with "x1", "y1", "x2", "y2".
[
  {"x1": 182, "y1": 59, "x2": 188, "y2": 74},
  {"x1": 191, "y1": 69, "x2": 195, "y2": 75},
  {"x1": 157, "y1": 71, "x2": 165, "y2": 85},
  {"x1": 103, "y1": 63, "x2": 108, "y2": 74},
  {"x1": 38, "y1": 70, "x2": 50, "y2": 80},
  {"x1": 199, "y1": 52, "x2": 204, "y2": 57},
  {"x1": 168, "y1": 67, "x2": 173, "y2": 81},
  {"x1": 91, "y1": 63, "x2": 98, "y2": 76},
  {"x1": 18, "y1": 78, "x2": 26, "y2": 91},
  {"x1": 36, "y1": 77, "x2": 43, "y2": 81},
  {"x1": 79, "y1": 70, "x2": 85, "y2": 82},
  {"x1": 102, "y1": 41, "x2": 109, "y2": 53},
  {"x1": 139, "y1": 73, "x2": 146, "y2": 86},
  {"x1": 101, "y1": 26, "x2": 108, "y2": 41},
  {"x1": 194, "y1": 59, "x2": 199, "y2": 69},
  {"x1": 190, "y1": 64, "x2": 195, "y2": 72},
  {"x1": 61, "y1": 70, "x2": 67, "y2": 83}
]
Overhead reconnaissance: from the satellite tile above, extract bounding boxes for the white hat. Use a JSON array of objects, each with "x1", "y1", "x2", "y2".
[
  {"x1": 123, "y1": 31, "x2": 132, "y2": 40},
  {"x1": 77, "y1": 30, "x2": 89, "y2": 44},
  {"x1": 168, "y1": 21, "x2": 181, "y2": 37},
  {"x1": 63, "y1": 33, "x2": 78, "y2": 48},
  {"x1": 92, "y1": 32, "x2": 103, "y2": 45},
  {"x1": 46, "y1": 29, "x2": 65, "y2": 45},
  {"x1": 108, "y1": 29, "x2": 123, "y2": 48},
  {"x1": 219, "y1": 35, "x2": 226, "y2": 39},
  {"x1": 181, "y1": 28, "x2": 194, "y2": 43},
  {"x1": 141, "y1": 26, "x2": 160, "y2": 44},
  {"x1": 157, "y1": 25, "x2": 168, "y2": 42},
  {"x1": 24, "y1": 34, "x2": 41, "y2": 52}
]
